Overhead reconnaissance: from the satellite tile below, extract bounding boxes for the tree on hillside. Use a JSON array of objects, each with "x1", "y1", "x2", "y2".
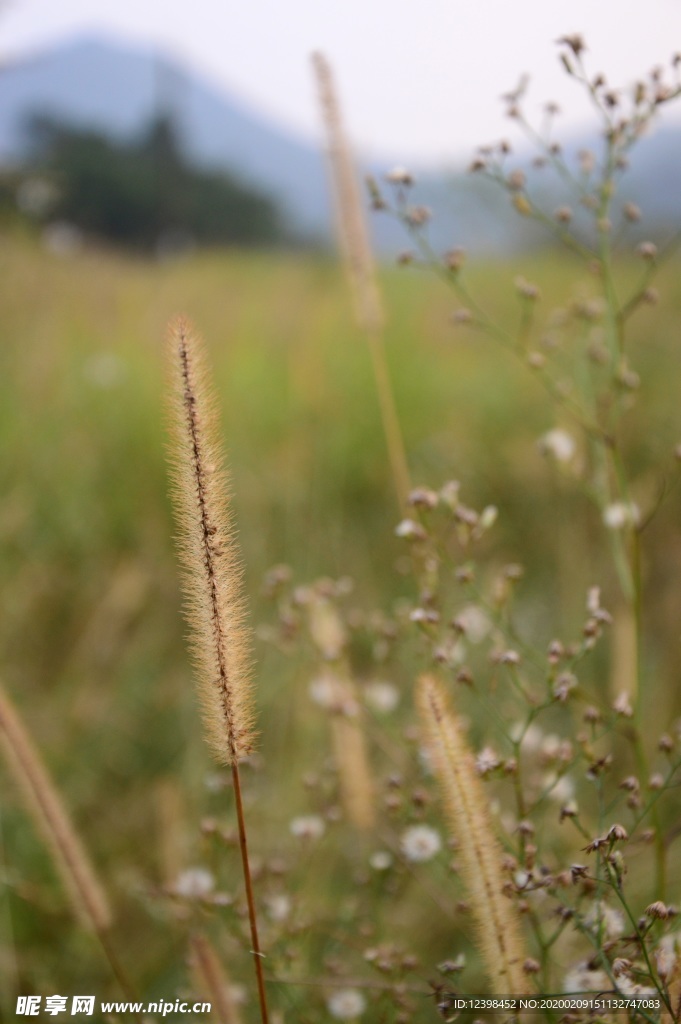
[{"x1": 22, "y1": 113, "x2": 287, "y2": 251}]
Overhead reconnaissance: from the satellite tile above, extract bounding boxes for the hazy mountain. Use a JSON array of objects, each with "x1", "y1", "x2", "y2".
[
  {"x1": 1, "y1": 34, "x2": 680, "y2": 255},
  {"x1": 0, "y1": 35, "x2": 333, "y2": 240}
]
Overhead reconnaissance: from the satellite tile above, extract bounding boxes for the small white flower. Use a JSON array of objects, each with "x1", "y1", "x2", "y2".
[
  {"x1": 400, "y1": 825, "x2": 442, "y2": 863},
  {"x1": 656, "y1": 934, "x2": 679, "y2": 980},
  {"x1": 290, "y1": 815, "x2": 326, "y2": 840},
  {"x1": 174, "y1": 867, "x2": 215, "y2": 899},
  {"x1": 479, "y1": 505, "x2": 498, "y2": 530},
  {"x1": 409, "y1": 486, "x2": 439, "y2": 509},
  {"x1": 406, "y1": 204, "x2": 431, "y2": 226},
  {"x1": 385, "y1": 166, "x2": 413, "y2": 186},
  {"x1": 327, "y1": 988, "x2": 367, "y2": 1020},
  {"x1": 229, "y1": 985, "x2": 247, "y2": 1006},
  {"x1": 395, "y1": 518, "x2": 426, "y2": 540},
  {"x1": 539, "y1": 428, "x2": 575, "y2": 463},
  {"x1": 364, "y1": 681, "x2": 400, "y2": 713},
  {"x1": 617, "y1": 975, "x2": 657, "y2": 998},
  {"x1": 561, "y1": 799, "x2": 579, "y2": 819},
  {"x1": 587, "y1": 586, "x2": 601, "y2": 614},
  {"x1": 369, "y1": 850, "x2": 393, "y2": 871},
  {"x1": 439, "y1": 480, "x2": 461, "y2": 509},
  {"x1": 309, "y1": 673, "x2": 357, "y2": 715},
  {"x1": 553, "y1": 672, "x2": 577, "y2": 702},
  {"x1": 265, "y1": 894, "x2": 292, "y2": 922},
  {"x1": 455, "y1": 605, "x2": 491, "y2": 644},
  {"x1": 509, "y1": 722, "x2": 543, "y2": 752},
  {"x1": 545, "y1": 773, "x2": 576, "y2": 804},
  {"x1": 439, "y1": 952, "x2": 466, "y2": 972},
  {"x1": 613, "y1": 692, "x2": 633, "y2": 718},
  {"x1": 476, "y1": 747, "x2": 500, "y2": 776},
  {"x1": 603, "y1": 502, "x2": 640, "y2": 529},
  {"x1": 564, "y1": 961, "x2": 610, "y2": 994},
  {"x1": 410, "y1": 607, "x2": 439, "y2": 624},
  {"x1": 433, "y1": 637, "x2": 465, "y2": 667},
  {"x1": 584, "y1": 901, "x2": 625, "y2": 939},
  {"x1": 540, "y1": 734, "x2": 562, "y2": 760},
  {"x1": 309, "y1": 672, "x2": 340, "y2": 709}
]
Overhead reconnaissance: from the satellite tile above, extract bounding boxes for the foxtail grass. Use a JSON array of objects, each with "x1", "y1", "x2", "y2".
[
  {"x1": 165, "y1": 316, "x2": 269, "y2": 1024},
  {"x1": 155, "y1": 777, "x2": 187, "y2": 887},
  {"x1": 330, "y1": 706, "x2": 375, "y2": 831},
  {"x1": 0, "y1": 681, "x2": 138, "y2": 1003},
  {"x1": 189, "y1": 933, "x2": 243, "y2": 1024},
  {"x1": 306, "y1": 597, "x2": 375, "y2": 829},
  {"x1": 165, "y1": 316, "x2": 254, "y2": 766},
  {"x1": 312, "y1": 51, "x2": 411, "y2": 509},
  {"x1": 417, "y1": 675, "x2": 529, "y2": 994}
]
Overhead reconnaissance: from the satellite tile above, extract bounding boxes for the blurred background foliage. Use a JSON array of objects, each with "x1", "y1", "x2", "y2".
[{"x1": 1, "y1": 113, "x2": 289, "y2": 252}]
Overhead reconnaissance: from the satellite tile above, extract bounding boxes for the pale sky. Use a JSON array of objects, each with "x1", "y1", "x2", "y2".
[{"x1": 3, "y1": 0, "x2": 681, "y2": 164}]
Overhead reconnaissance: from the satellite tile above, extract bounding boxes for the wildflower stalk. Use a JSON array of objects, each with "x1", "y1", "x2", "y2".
[
  {"x1": 395, "y1": 44, "x2": 676, "y2": 912},
  {"x1": 312, "y1": 51, "x2": 411, "y2": 509},
  {"x1": 417, "y1": 674, "x2": 529, "y2": 994},
  {"x1": 394, "y1": 212, "x2": 607, "y2": 443},
  {"x1": 600, "y1": 859, "x2": 672, "y2": 1013},
  {"x1": 166, "y1": 316, "x2": 269, "y2": 1024}
]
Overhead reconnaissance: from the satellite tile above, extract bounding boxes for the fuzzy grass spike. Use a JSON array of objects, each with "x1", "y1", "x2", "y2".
[
  {"x1": 166, "y1": 315, "x2": 255, "y2": 765},
  {"x1": 312, "y1": 51, "x2": 411, "y2": 508},
  {"x1": 0, "y1": 683, "x2": 140, "y2": 1007},
  {"x1": 166, "y1": 316, "x2": 268, "y2": 1023},
  {"x1": 418, "y1": 674, "x2": 529, "y2": 994},
  {"x1": 0, "y1": 682, "x2": 111, "y2": 934}
]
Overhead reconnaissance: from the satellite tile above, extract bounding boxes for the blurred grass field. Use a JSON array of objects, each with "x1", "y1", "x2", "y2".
[{"x1": 2, "y1": 229, "x2": 681, "y2": 1016}]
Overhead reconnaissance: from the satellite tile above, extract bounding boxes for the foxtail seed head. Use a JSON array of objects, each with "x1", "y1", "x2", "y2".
[
  {"x1": 311, "y1": 51, "x2": 384, "y2": 335},
  {"x1": 166, "y1": 316, "x2": 255, "y2": 765},
  {"x1": 0, "y1": 682, "x2": 112, "y2": 933},
  {"x1": 418, "y1": 674, "x2": 529, "y2": 994},
  {"x1": 189, "y1": 932, "x2": 244, "y2": 1024}
]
